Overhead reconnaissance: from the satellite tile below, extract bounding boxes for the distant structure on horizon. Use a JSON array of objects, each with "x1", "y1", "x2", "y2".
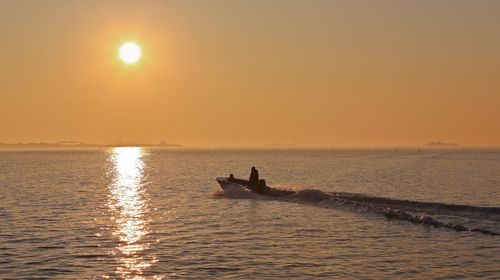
[
  {"x1": 0, "y1": 141, "x2": 183, "y2": 149},
  {"x1": 155, "y1": 141, "x2": 183, "y2": 148},
  {"x1": 425, "y1": 141, "x2": 458, "y2": 147}
]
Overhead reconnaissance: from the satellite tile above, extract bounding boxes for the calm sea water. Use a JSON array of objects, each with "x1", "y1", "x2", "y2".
[{"x1": 0, "y1": 148, "x2": 499, "y2": 279}]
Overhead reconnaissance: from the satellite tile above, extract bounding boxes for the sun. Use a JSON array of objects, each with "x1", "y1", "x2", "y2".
[{"x1": 119, "y1": 42, "x2": 141, "y2": 64}]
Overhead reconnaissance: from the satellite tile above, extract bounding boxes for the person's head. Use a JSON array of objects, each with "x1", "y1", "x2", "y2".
[{"x1": 252, "y1": 166, "x2": 256, "y2": 170}]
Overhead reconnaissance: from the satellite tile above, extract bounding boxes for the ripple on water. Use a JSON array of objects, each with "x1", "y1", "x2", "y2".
[{"x1": 0, "y1": 149, "x2": 500, "y2": 279}]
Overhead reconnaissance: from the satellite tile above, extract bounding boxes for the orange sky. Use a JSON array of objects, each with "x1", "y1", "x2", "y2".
[{"x1": 1, "y1": 1, "x2": 499, "y2": 147}]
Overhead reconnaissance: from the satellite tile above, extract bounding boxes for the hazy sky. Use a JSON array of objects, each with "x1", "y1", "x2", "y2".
[{"x1": 1, "y1": 0, "x2": 499, "y2": 146}]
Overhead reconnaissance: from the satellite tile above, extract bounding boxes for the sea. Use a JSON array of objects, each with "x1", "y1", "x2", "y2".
[{"x1": 0, "y1": 148, "x2": 499, "y2": 279}]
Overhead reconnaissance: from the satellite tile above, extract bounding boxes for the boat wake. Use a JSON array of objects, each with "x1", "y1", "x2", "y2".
[{"x1": 216, "y1": 186, "x2": 500, "y2": 236}]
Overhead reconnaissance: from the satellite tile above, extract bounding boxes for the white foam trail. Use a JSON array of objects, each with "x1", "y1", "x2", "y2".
[{"x1": 217, "y1": 185, "x2": 500, "y2": 236}]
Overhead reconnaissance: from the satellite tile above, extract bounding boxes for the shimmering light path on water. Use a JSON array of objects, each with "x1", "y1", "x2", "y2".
[
  {"x1": 0, "y1": 148, "x2": 499, "y2": 279},
  {"x1": 107, "y1": 147, "x2": 156, "y2": 278}
]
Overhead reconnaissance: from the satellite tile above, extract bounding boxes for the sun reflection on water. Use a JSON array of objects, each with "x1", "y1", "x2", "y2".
[{"x1": 108, "y1": 147, "x2": 156, "y2": 279}]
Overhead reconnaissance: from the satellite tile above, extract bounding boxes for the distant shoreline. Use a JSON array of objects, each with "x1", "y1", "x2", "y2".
[
  {"x1": 2, "y1": 144, "x2": 499, "y2": 151},
  {"x1": 425, "y1": 141, "x2": 459, "y2": 147},
  {"x1": 2, "y1": 141, "x2": 500, "y2": 150},
  {"x1": 0, "y1": 142, "x2": 183, "y2": 149}
]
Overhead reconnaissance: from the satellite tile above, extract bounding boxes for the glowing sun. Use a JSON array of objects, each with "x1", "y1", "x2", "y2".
[{"x1": 119, "y1": 42, "x2": 141, "y2": 64}]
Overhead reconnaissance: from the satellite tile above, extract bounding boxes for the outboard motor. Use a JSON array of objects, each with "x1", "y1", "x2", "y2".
[{"x1": 256, "y1": 179, "x2": 266, "y2": 194}]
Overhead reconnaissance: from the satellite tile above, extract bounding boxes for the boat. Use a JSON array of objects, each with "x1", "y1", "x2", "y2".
[
  {"x1": 216, "y1": 177, "x2": 266, "y2": 193},
  {"x1": 216, "y1": 177, "x2": 250, "y2": 190},
  {"x1": 216, "y1": 176, "x2": 295, "y2": 196}
]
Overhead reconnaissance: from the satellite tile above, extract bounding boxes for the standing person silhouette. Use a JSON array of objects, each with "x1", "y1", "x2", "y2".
[{"x1": 249, "y1": 167, "x2": 259, "y2": 186}]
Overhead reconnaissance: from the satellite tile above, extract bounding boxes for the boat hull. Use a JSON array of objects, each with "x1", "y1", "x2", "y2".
[
  {"x1": 216, "y1": 177, "x2": 271, "y2": 195},
  {"x1": 216, "y1": 177, "x2": 248, "y2": 190},
  {"x1": 216, "y1": 176, "x2": 295, "y2": 196}
]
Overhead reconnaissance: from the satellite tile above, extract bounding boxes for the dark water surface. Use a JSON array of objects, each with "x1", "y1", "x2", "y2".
[{"x1": 1, "y1": 148, "x2": 499, "y2": 279}]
